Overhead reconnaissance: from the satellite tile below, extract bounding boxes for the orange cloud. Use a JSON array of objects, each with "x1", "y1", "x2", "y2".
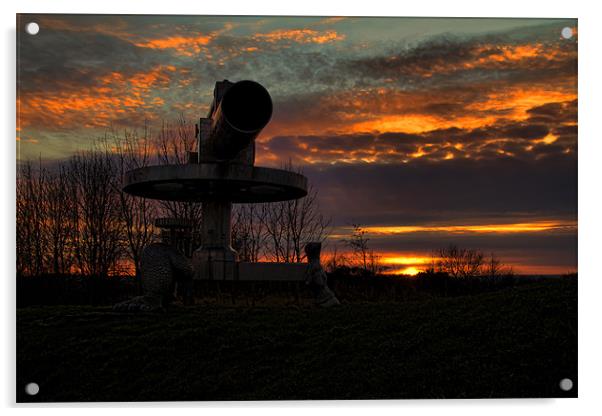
[
  {"x1": 19, "y1": 66, "x2": 177, "y2": 129},
  {"x1": 257, "y1": 81, "x2": 576, "y2": 166},
  {"x1": 381, "y1": 255, "x2": 432, "y2": 266},
  {"x1": 449, "y1": 43, "x2": 575, "y2": 75},
  {"x1": 380, "y1": 41, "x2": 576, "y2": 79},
  {"x1": 135, "y1": 35, "x2": 213, "y2": 57},
  {"x1": 252, "y1": 29, "x2": 345, "y2": 44},
  {"x1": 263, "y1": 79, "x2": 576, "y2": 145},
  {"x1": 345, "y1": 85, "x2": 575, "y2": 135},
  {"x1": 347, "y1": 114, "x2": 500, "y2": 135},
  {"x1": 356, "y1": 220, "x2": 576, "y2": 235},
  {"x1": 477, "y1": 88, "x2": 577, "y2": 120}
]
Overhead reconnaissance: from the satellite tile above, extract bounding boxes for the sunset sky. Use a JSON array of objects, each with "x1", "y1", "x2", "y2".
[{"x1": 16, "y1": 14, "x2": 577, "y2": 275}]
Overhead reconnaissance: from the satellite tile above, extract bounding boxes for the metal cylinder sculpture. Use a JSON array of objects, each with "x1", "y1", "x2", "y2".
[
  {"x1": 122, "y1": 80, "x2": 308, "y2": 281},
  {"x1": 210, "y1": 80, "x2": 273, "y2": 160}
]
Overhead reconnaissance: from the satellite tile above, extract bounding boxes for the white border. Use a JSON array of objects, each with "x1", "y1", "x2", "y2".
[{"x1": 3, "y1": 1, "x2": 602, "y2": 414}]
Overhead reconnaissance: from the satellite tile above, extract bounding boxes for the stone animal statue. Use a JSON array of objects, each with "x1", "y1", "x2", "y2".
[
  {"x1": 114, "y1": 242, "x2": 194, "y2": 312},
  {"x1": 304, "y1": 242, "x2": 340, "y2": 307}
]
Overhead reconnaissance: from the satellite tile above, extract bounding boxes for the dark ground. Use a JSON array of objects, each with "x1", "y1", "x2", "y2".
[{"x1": 17, "y1": 279, "x2": 577, "y2": 402}]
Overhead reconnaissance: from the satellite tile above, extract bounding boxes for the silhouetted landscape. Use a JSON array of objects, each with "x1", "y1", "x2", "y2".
[{"x1": 17, "y1": 277, "x2": 577, "y2": 401}]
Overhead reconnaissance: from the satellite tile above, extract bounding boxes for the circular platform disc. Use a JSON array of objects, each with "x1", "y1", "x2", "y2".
[{"x1": 122, "y1": 163, "x2": 308, "y2": 203}]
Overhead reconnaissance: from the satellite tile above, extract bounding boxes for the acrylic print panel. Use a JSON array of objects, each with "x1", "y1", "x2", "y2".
[{"x1": 16, "y1": 14, "x2": 577, "y2": 402}]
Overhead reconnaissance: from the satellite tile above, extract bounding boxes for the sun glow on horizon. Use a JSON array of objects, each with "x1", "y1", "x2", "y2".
[
  {"x1": 387, "y1": 266, "x2": 422, "y2": 276},
  {"x1": 379, "y1": 255, "x2": 434, "y2": 276}
]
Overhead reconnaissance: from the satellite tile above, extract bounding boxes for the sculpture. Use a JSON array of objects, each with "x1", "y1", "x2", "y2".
[
  {"x1": 305, "y1": 242, "x2": 340, "y2": 307},
  {"x1": 113, "y1": 219, "x2": 194, "y2": 312},
  {"x1": 122, "y1": 80, "x2": 307, "y2": 281},
  {"x1": 115, "y1": 80, "x2": 339, "y2": 309}
]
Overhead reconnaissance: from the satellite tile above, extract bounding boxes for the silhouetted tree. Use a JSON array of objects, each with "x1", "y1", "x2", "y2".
[
  {"x1": 325, "y1": 245, "x2": 349, "y2": 273},
  {"x1": 435, "y1": 245, "x2": 513, "y2": 278},
  {"x1": 42, "y1": 164, "x2": 77, "y2": 274},
  {"x1": 261, "y1": 163, "x2": 331, "y2": 263},
  {"x1": 341, "y1": 223, "x2": 384, "y2": 275},
  {"x1": 16, "y1": 160, "x2": 47, "y2": 276},
  {"x1": 436, "y1": 245, "x2": 484, "y2": 278},
  {"x1": 483, "y1": 252, "x2": 514, "y2": 278},
  {"x1": 231, "y1": 203, "x2": 266, "y2": 262},
  {"x1": 69, "y1": 148, "x2": 122, "y2": 277},
  {"x1": 342, "y1": 224, "x2": 369, "y2": 270},
  {"x1": 111, "y1": 127, "x2": 157, "y2": 281},
  {"x1": 155, "y1": 118, "x2": 202, "y2": 253}
]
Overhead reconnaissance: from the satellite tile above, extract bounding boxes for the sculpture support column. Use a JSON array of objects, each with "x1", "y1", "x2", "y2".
[
  {"x1": 201, "y1": 200, "x2": 233, "y2": 249},
  {"x1": 193, "y1": 200, "x2": 237, "y2": 280}
]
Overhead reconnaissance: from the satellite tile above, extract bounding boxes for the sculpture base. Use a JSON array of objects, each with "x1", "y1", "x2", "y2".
[
  {"x1": 237, "y1": 262, "x2": 306, "y2": 281},
  {"x1": 192, "y1": 257, "x2": 307, "y2": 282},
  {"x1": 193, "y1": 247, "x2": 237, "y2": 280}
]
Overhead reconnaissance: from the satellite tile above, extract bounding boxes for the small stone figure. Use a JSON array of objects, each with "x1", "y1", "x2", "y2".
[
  {"x1": 305, "y1": 242, "x2": 340, "y2": 307},
  {"x1": 113, "y1": 238, "x2": 193, "y2": 312}
]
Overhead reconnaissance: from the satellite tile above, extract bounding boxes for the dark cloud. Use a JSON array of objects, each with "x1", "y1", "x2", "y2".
[
  {"x1": 341, "y1": 32, "x2": 577, "y2": 89},
  {"x1": 303, "y1": 154, "x2": 577, "y2": 227},
  {"x1": 527, "y1": 99, "x2": 577, "y2": 123},
  {"x1": 17, "y1": 26, "x2": 168, "y2": 96},
  {"x1": 343, "y1": 36, "x2": 478, "y2": 78},
  {"x1": 368, "y1": 230, "x2": 576, "y2": 257},
  {"x1": 500, "y1": 123, "x2": 549, "y2": 140},
  {"x1": 554, "y1": 124, "x2": 578, "y2": 136}
]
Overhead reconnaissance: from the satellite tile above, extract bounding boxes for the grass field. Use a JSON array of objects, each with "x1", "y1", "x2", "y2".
[{"x1": 17, "y1": 278, "x2": 577, "y2": 402}]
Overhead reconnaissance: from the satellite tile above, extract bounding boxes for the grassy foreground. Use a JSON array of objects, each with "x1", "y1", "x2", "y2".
[{"x1": 17, "y1": 279, "x2": 577, "y2": 402}]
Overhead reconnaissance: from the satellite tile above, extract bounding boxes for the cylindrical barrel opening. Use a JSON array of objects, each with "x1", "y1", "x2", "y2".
[{"x1": 221, "y1": 80, "x2": 273, "y2": 133}]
